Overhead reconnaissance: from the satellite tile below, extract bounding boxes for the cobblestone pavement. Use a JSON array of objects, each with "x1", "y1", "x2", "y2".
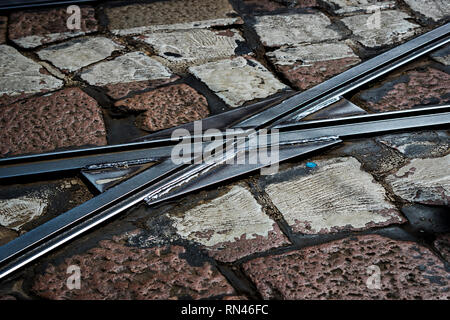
[{"x1": 0, "y1": 0, "x2": 449, "y2": 300}]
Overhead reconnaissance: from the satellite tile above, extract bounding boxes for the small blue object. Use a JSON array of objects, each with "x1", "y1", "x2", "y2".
[{"x1": 306, "y1": 162, "x2": 317, "y2": 168}]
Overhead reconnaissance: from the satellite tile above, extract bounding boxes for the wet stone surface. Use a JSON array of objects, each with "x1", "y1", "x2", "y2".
[
  {"x1": 8, "y1": 6, "x2": 98, "y2": 48},
  {"x1": 32, "y1": 231, "x2": 236, "y2": 300},
  {"x1": 134, "y1": 29, "x2": 250, "y2": 71},
  {"x1": 0, "y1": 16, "x2": 6, "y2": 44},
  {"x1": 0, "y1": 226, "x2": 18, "y2": 246},
  {"x1": 329, "y1": 138, "x2": 407, "y2": 175},
  {"x1": 189, "y1": 57, "x2": 288, "y2": 107},
  {"x1": 434, "y1": 234, "x2": 450, "y2": 262},
  {"x1": 114, "y1": 84, "x2": 210, "y2": 132},
  {"x1": 430, "y1": 45, "x2": 450, "y2": 66},
  {"x1": 356, "y1": 66, "x2": 450, "y2": 112},
  {"x1": 243, "y1": 235, "x2": 450, "y2": 299},
  {"x1": 376, "y1": 131, "x2": 450, "y2": 159},
  {"x1": 106, "y1": 0, "x2": 242, "y2": 36},
  {"x1": 80, "y1": 52, "x2": 179, "y2": 99},
  {"x1": 0, "y1": 88, "x2": 107, "y2": 156},
  {"x1": 321, "y1": 0, "x2": 396, "y2": 15},
  {"x1": 37, "y1": 37, "x2": 124, "y2": 72},
  {"x1": 341, "y1": 10, "x2": 419, "y2": 48},
  {"x1": 385, "y1": 154, "x2": 450, "y2": 206},
  {"x1": 0, "y1": 45, "x2": 63, "y2": 106},
  {"x1": 266, "y1": 42, "x2": 361, "y2": 90},
  {"x1": 252, "y1": 12, "x2": 341, "y2": 47},
  {"x1": 0, "y1": 178, "x2": 92, "y2": 233},
  {"x1": 263, "y1": 157, "x2": 404, "y2": 234},
  {"x1": 167, "y1": 185, "x2": 289, "y2": 262},
  {"x1": 404, "y1": 0, "x2": 450, "y2": 23}
]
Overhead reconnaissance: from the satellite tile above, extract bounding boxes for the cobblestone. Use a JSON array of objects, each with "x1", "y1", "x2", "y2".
[
  {"x1": 321, "y1": 0, "x2": 395, "y2": 15},
  {"x1": 189, "y1": 57, "x2": 288, "y2": 107},
  {"x1": 0, "y1": 88, "x2": 107, "y2": 156},
  {"x1": 8, "y1": 7, "x2": 98, "y2": 48},
  {"x1": 264, "y1": 157, "x2": 404, "y2": 234},
  {"x1": 37, "y1": 37, "x2": 124, "y2": 72},
  {"x1": 0, "y1": 16, "x2": 6, "y2": 44},
  {"x1": 266, "y1": 42, "x2": 360, "y2": 90},
  {"x1": 0, "y1": 226, "x2": 18, "y2": 246},
  {"x1": 252, "y1": 12, "x2": 341, "y2": 47},
  {"x1": 80, "y1": 52, "x2": 178, "y2": 99},
  {"x1": 168, "y1": 185, "x2": 289, "y2": 262},
  {"x1": 114, "y1": 84, "x2": 210, "y2": 132},
  {"x1": 242, "y1": 235, "x2": 450, "y2": 299},
  {"x1": 357, "y1": 67, "x2": 450, "y2": 112},
  {"x1": 341, "y1": 10, "x2": 419, "y2": 48},
  {"x1": 385, "y1": 154, "x2": 450, "y2": 206},
  {"x1": 0, "y1": 196, "x2": 47, "y2": 231},
  {"x1": 430, "y1": 45, "x2": 450, "y2": 66},
  {"x1": 106, "y1": 0, "x2": 242, "y2": 36},
  {"x1": 134, "y1": 29, "x2": 249, "y2": 70},
  {"x1": 32, "y1": 232, "x2": 235, "y2": 299},
  {"x1": 376, "y1": 131, "x2": 450, "y2": 159},
  {"x1": 404, "y1": 0, "x2": 450, "y2": 22},
  {"x1": 0, "y1": 45, "x2": 63, "y2": 106}
]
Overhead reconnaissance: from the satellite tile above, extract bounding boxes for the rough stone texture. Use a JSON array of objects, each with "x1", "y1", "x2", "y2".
[
  {"x1": 357, "y1": 67, "x2": 450, "y2": 112},
  {"x1": 252, "y1": 13, "x2": 341, "y2": 47},
  {"x1": 322, "y1": 0, "x2": 395, "y2": 15},
  {"x1": 134, "y1": 29, "x2": 248, "y2": 70},
  {"x1": 115, "y1": 84, "x2": 210, "y2": 132},
  {"x1": 404, "y1": 0, "x2": 450, "y2": 22},
  {"x1": 37, "y1": 37, "x2": 124, "y2": 72},
  {"x1": 190, "y1": 57, "x2": 288, "y2": 108},
  {"x1": 265, "y1": 157, "x2": 404, "y2": 234},
  {"x1": 0, "y1": 196, "x2": 47, "y2": 231},
  {"x1": 106, "y1": 0, "x2": 242, "y2": 36},
  {"x1": 0, "y1": 45, "x2": 63, "y2": 106},
  {"x1": 385, "y1": 155, "x2": 450, "y2": 206},
  {"x1": 0, "y1": 88, "x2": 107, "y2": 157},
  {"x1": 430, "y1": 45, "x2": 450, "y2": 66},
  {"x1": 80, "y1": 52, "x2": 174, "y2": 86},
  {"x1": 434, "y1": 234, "x2": 450, "y2": 262},
  {"x1": 0, "y1": 226, "x2": 18, "y2": 246},
  {"x1": 267, "y1": 42, "x2": 360, "y2": 90},
  {"x1": 0, "y1": 16, "x2": 6, "y2": 44},
  {"x1": 239, "y1": 0, "x2": 317, "y2": 14},
  {"x1": 32, "y1": 232, "x2": 235, "y2": 299},
  {"x1": 8, "y1": 7, "x2": 98, "y2": 48},
  {"x1": 376, "y1": 131, "x2": 450, "y2": 159},
  {"x1": 103, "y1": 79, "x2": 179, "y2": 100},
  {"x1": 242, "y1": 235, "x2": 450, "y2": 299},
  {"x1": 169, "y1": 186, "x2": 289, "y2": 262},
  {"x1": 341, "y1": 10, "x2": 419, "y2": 48}
]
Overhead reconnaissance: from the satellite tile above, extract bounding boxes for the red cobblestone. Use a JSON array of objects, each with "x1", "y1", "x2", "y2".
[
  {"x1": 277, "y1": 57, "x2": 361, "y2": 91},
  {"x1": 8, "y1": 7, "x2": 98, "y2": 48},
  {"x1": 32, "y1": 232, "x2": 235, "y2": 300},
  {"x1": 0, "y1": 16, "x2": 6, "y2": 44},
  {"x1": 0, "y1": 88, "x2": 107, "y2": 157},
  {"x1": 242, "y1": 235, "x2": 450, "y2": 299},
  {"x1": 104, "y1": 77, "x2": 179, "y2": 100},
  {"x1": 115, "y1": 84, "x2": 210, "y2": 132},
  {"x1": 434, "y1": 234, "x2": 450, "y2": 263},
  {"x1": 357, "y1": 67, "x2": 450, "y2": 112}
]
